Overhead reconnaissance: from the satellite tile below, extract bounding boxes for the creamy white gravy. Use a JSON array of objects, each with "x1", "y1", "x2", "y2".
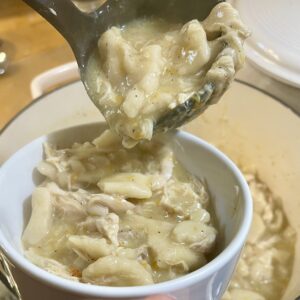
[{"x1": 86, "y1": 2, "x2": 249, "y2": 147}]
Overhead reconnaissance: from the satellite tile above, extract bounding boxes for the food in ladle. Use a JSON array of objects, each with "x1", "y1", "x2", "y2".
[{"x1": 87, "y1": 2, "x2": 249, "y2": 147}]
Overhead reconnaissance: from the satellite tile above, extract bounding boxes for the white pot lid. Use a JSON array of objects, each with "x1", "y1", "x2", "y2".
[{"x1": 230, "y1": 0, "x2": 300, "y2": 87}]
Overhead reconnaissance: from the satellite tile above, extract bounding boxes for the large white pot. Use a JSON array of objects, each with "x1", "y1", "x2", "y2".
[{"x1": 0, "y1": 79, "x2": 299, "y2": 300}]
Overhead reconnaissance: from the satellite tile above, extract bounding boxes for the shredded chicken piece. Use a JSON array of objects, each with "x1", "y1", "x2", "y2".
[{"x1": 96, "y1": 213, "x2": 119, "y2": 246}]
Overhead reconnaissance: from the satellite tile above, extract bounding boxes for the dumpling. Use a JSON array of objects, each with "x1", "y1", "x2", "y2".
[
  {"x1": 25, "y1": 248, "x2": 78, "y2": 281},
  {"x1": 22, "y1": 187, "x2": 53, "y2": 247},
  {"x1": 148, "y1": 234, "x2": 206, "y2": 272},
  {"x1": 177, "y1": 20, "x2": 210, "y2": 75},
  {"x1": 171, "y1": 220, "x2": 217, "y2": 253},
  {"x1": 68, "y1": 236, "x2": 114, "y2": 260},
  {"x1": 122, "y1": 214, "x2": 174, "y2": 236},
  {"x1": 88, "y1": 193, "x2": 135, "y2": 214},
  {"x1": 98, "y1": 172, "x2": 152, "y2": 199},
  {"x1": 82, "y1": 256, "x2": 153, "y2": 286}
]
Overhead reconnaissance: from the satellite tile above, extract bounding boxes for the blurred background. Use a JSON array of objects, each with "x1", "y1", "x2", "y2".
[
  {"x1": 0, "y1": 0, "x2": 114, "y2": 129},
  {"x1": 0, "y1": 0, "x2": 73, "y2": 128}
]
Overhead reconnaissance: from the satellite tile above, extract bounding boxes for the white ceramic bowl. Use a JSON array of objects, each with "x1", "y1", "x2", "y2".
[{"x1": 0, "y1": 123, "x2": 252, "y2": 300}]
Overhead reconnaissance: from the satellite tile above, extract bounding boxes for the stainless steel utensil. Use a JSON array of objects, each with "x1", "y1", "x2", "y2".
[
  {"x1": 22, "y1": 0, "x2": 224, "y2": 133},
  {"x1": 0, "y1": 250, "x2": 21, "y2": 300}
]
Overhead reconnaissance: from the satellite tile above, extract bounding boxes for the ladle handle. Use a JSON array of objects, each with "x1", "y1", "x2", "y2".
[{"x1": 22, "y1": 0, "x2": 94, "y2": 67}]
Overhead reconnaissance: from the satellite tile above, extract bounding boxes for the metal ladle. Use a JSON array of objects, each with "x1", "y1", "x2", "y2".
[{"x1": 22, "y1": 0, "x2": 224, "y2": 133}]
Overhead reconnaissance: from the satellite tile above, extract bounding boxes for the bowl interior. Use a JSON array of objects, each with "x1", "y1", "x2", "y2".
[{"x1": 0, "y1": 123, "x2": 251, "y2": 295}]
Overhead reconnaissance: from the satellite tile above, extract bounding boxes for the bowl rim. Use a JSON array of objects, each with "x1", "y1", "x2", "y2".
[{"x1": 0, "y1": 124, "x2": 253, "y2": 298}]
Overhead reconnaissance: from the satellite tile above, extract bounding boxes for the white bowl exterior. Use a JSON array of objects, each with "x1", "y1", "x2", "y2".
[{"x1": 0, "y1": 124, "x2": 252, "y2": 300}]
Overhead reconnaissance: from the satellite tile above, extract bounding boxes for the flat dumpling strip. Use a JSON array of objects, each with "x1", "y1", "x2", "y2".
[
  {"x1": 176, "y1": 20, "x2": 210, "y2": 75},
  {"x1": 171, "y1": 221, "x2": 217, "y2": 253},
  {"x1": 37, "y1": 161, "x2": 57, "y2": 181},
  {"x1": 25, "y1": 248, "x2": 78, "y2": 281},
  {"x1": 97, "y1": 27, "x2": 129, "y2": 86},
  {"x1": 122, "y1": 87, "x2": 146, "y2": 119},
  {"x1": 68, "y1": 236, "x2": 114, "y2": 260},
  {"x1": 148, "y1": 234, "x2": 206, "y2": 272},
  {"x1": 82, "y1": 256, "x2": 154, "y2": 286},
  {"x1": 92, "y1": 129, "x2": 122, "y2": 151},
  {"x1": 88, "y1": 194, "x2": 135, "y2": 215},
  {"x1": 122, "y1": 214, "x2": 174, "y2": 236},
  {"x1": 98, "y1": 172, "x2": 152, "y2": 199},
  {"x1": 22, "y1": 187, "x2": 53, "y2": 247}
]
